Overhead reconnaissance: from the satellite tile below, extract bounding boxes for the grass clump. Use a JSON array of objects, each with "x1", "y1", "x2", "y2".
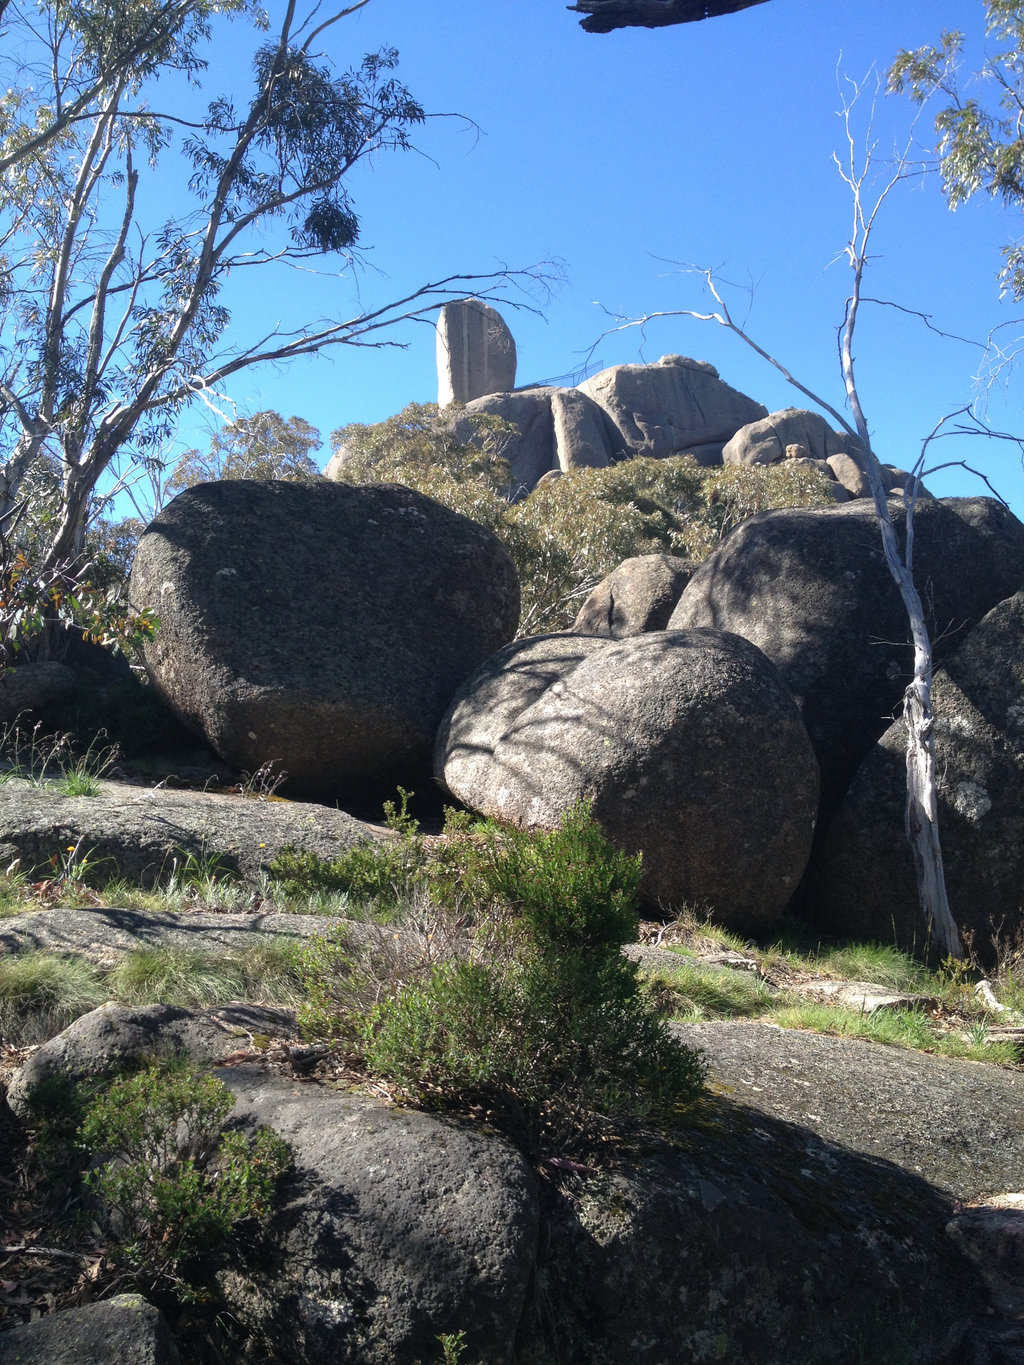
[
  {"x1": 650, "y1": 959, "x2": 779, "y2": 1021},
  {"x1": 0, "y1": 719, "x2": 118, "y2": 795},
  {"x1": 0, "y1": 952, "x2": 106, "y2": 1042},
  {"x1": 300, "y1": 802, "x2": 707, "y2": 1147},
  {"x1": 771, "y1": 1001, "x2": 1021, "y2": 1065},
  {"x1": 0, "y1": 942, "x2": 305, "y2": 1043},
  {"x1": 107, "y1": 941, "x2": 305, "y2": 1009}
]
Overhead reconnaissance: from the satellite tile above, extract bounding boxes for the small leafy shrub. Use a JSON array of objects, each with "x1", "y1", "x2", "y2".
[
  {"x1": 304, "y1": 802, "x2": 707, "y2": 1145},
  {"x1": 80, "y1": 1065, "x2": 290, "y2": 1291}
]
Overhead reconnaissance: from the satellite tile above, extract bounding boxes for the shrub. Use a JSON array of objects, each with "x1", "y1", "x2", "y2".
[
  {"x1": 79, "y1": 1064, "x2": 290, "y2": 1292},
  {"x1": 331, "y1": 402, "x2": 839, "y2": 634},
  {"x1": 303, "y1": 802, "x2": 707, "y2": 1145}
]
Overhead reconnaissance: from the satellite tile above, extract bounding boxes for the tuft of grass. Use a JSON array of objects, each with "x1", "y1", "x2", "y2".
[
  {"x1": 0, "y1": 942, "x2": 305, "y2": 1044},
  {"x1": 107, "y1": 941, "x2": 305, "y2": 1009},
  {"x1": 650, "y1": 960, "x2": 780, "y2": 1021},
  {"x1": 772, "y1": 1001, "x2": 1020, "y2": 1065},
  {"x1": 797, "y1": 942, "x2": 931, "y2": 992},
  {"x1": 53, "y1": 732, "x2": 119, "y2": 796},
  {"x1": 0, "y1": 952, "x2": 106, "y2": 1042}
]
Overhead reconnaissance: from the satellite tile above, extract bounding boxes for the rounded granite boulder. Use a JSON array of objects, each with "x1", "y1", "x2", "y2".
[
  {"x1": 130, "y1": 479, "x2": 520, "y2": 800},
  {"x1": 435, "y1": 628, "x2": 819, "y2": 932}
]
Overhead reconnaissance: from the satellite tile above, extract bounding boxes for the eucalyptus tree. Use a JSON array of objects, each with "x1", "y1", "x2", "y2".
[
  {"x1": 889, "y1": 0, "x2": 1024, "y2": 302},
  {"x1": 0, "y1": 0, "x2": 524, "y2": 590},
  {"x1": 166, "y1": 411, "x2": 323, "y2": 492}
]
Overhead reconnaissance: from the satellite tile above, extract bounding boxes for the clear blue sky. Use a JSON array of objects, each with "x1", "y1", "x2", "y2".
[{"x1": 156, "y1": 0, "x2": 1024, "y2": 515}]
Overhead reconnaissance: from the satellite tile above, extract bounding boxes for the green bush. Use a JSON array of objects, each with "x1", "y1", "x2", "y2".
[
  {"x1": 80, "y1": 1064, "x2": 289, "y2": 1290},
  {"x1": 331, "y1": 402, "x2": 839, "y2": 634},
  {"x1": 303, "y1": 802, "x2": 707, "y2": 1144}
]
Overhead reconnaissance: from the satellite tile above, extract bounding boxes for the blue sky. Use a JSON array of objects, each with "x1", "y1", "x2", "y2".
[{"x1": 154, "y1": 0, "x2": 1024, "y2": 514}]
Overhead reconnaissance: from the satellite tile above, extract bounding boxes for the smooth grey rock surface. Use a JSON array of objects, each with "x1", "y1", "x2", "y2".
[
  {"x1": 436, "y1": 298, "x2": 517, "y2": 405},
  {"x1": 0, "y1": 1294, "x2": 181, "y2": 1365},
  {"x1": 130, "y1": 480, "x2": 520, "y2": 800},
  {"x1": 436, "y1": 629, "x2": 819, "y2": 931},
  {"x1": 578, "y1": 354, "x2": 767, "y2": 459},
  {"x1": 0, "y1": 905, "x2": 347, "y2": 961},
  {"x1": 572, "y1": 553, "x2": 694, "y2": 637},
  {"x1": 462, "y1": 386, "x2": 617, "y2": 496},
  {"x1": 0, "y1": 776, "x2": 383, "y2": 887},
  {"x1": 215, "y1": 1068, "x2": 538, "y2": 1365},
  {"x1": 462, "y1": 389, "x2": 557, "y2": 494},
  {"x1": 673, "y1": 1019, "x2": 1024, "y2": 1200},
  {"x1": 550, "y1": 387, "x2": 617, "y2": 472},
  {"x1": 518, "y1": 1054, "x2": 987, "y2": 1364},
  {"x1": 722, "y1": 406, "x2": 848, "y2": 466}
]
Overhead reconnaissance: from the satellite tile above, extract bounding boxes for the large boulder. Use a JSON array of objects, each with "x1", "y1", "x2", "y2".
[
  {"x1": 6, "y1": 1001, "x2": 297, "y2": 1114},
  {"x1": 0, "y1": 660, "x2": 77, "y2": 723},
  {"x1": 0, "y1": 1294, "x2": 182, "y2": 1365},
  {"x1": 722, "y1": 406, "x2": 850, "y2": 466},
  {"x1": 815, "y1": 591, "x2": 1024, "y2": 962},
  {"x1": 519, "y1": 1098, "x2": 986, "y2": 1365},
  {"x1": 572, "y1": 553, "x2": 694, "y2": 637},
  {"x1": 577, "y1": 354, "x2": 767, "y2": 461},
  {"x1": 435, "y1": 629, "x2": 819, "y2": 932},
  {"x1": 215, "y1": 1069, "x2": 539, "y2": 1365},
  {"x1": 670, "y1": 496, "x2": 1024, "y2": 828},
  {"x1": 435, "y1": 297, "x2": 517, "y2": 406},
  {"x1": 129, "y1": 480, "x2": 520, "y2": 800}
]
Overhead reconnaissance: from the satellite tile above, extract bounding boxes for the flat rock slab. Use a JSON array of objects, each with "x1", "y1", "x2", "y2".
[
  {"x1": 0, "y1": 777, "x2": 383, "y2": 886},
  {"x1": 786, "y1": 977, "x2": 939, "y2": 1014},
  {"x1": 676, "y1": 1019, "x2": 1024, "y2": 1200},
  {"x1": 0, "y1": 906, "x2": 349, "y2": 960}
]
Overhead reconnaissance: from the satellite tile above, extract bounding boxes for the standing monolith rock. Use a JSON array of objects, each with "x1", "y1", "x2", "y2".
[
  {"x1": 435, "y1": 629, "x2": 819, "y2": 932},
  {"x1": 130, "y1": 480, "x2": 520, "y2": 800},
  {"x1": 436, "y1": 298, "x2": 517, "y2": 406}
]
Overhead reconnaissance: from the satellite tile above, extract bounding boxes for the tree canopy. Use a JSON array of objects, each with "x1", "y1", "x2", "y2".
[
  {"x1": 889, "y1": 0, "x2": 1024, "y2": 300},
  {"x1": 0, "y1": 0, "x2": 525, "y2": 603},
  {"x1": 167, "y1": 412, "x2": 323, "y2": 493}
]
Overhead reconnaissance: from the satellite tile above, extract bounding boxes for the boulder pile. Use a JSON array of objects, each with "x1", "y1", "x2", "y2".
[{"x1": 111, "y1": 302, "x2": 1024, "y2": 949}]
